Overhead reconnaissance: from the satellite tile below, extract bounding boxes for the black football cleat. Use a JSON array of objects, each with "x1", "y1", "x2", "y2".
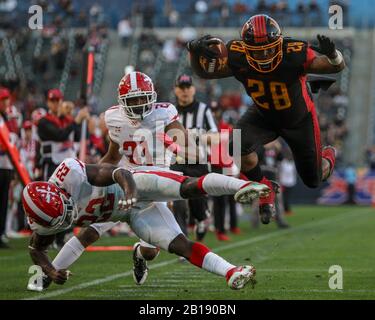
[
  {"x1": 132, "y1": 242, "x2": 148, "y2": 285},
  {"x1": 43, "y1": 274, "x2": 52, "y2": 289},
  {"x1": 27, "y1": 273, "x2": 52, "y2": 292},
  {"x1": 259, "y1": 178, "x2": 280, "y2": 224}
]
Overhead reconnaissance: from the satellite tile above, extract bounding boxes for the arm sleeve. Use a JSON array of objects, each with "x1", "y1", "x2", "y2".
[
  {"x1": 303, "y1": 45, "x2": 317, "y2": 71},
  {"x1": 37, "y1": 118, "x2": 76, "y2": 141}
]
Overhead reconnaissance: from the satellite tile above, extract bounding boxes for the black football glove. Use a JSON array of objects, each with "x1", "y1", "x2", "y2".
[
  {"x1": 310, "y1": 35, "x2": 337, "y2": 59},
  {"x1": 186, "y1": 35, "x2": 221, "y2": 59}
]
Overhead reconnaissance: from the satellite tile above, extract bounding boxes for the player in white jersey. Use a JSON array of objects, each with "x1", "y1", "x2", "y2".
[
  {"x1": 23, "y1": 157, "x2": 269, "y2": 291},
  {"x1": 101, "y1": 71, "x2": 265, "y2": 286},
  {"x1": 23, "y1": 71, "x2": 270, "y2": 291}
]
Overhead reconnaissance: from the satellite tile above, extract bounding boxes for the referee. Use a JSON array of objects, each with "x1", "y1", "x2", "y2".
[{"x1": 171, "y1": 74, "x2": 218, "y2": 241}]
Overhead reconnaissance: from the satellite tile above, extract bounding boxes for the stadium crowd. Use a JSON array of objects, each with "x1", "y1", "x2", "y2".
[{"x1": 0, "y1": 0, "x2": 346, "y2": 30}]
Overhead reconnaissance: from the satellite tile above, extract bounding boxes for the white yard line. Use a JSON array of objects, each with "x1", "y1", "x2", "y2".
[
  {"x1": 23, "y1": 259, "x2": 176, "y2": 300},
  {"x1": 23, "y1": 208, "x2": 373, "y2": 300}
]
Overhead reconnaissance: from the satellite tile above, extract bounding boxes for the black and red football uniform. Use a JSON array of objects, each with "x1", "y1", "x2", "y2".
[{"x1": 227, "y1": 38, "x2": 323, "y2": 187}]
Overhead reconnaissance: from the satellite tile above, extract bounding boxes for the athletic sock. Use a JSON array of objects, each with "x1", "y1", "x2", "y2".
[
  {"x1": 188, "y1": 242, "x2": 235, "y2": 277},
  {"x1": 52, "y1": 236, "x2": 85, "y2": 270},
  {"x1": 198, "y1": 173, "x2": 251, "y2": 196}
]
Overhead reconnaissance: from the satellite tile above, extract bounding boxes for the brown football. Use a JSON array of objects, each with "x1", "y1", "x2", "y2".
[{"x1": 199, "y1": 38, "x2": 228, "y2": 73}]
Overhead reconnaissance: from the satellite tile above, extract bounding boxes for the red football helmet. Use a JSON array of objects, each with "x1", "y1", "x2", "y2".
[
  {"x1": 22, "y1": 181, "x2": 77, "y2": 230},
  {"x1": 241, "y1": 14, "x2": 283, "y2": 73},
  {"x1": 118, "y1": 71, "x2": 157, "y2": 120}
]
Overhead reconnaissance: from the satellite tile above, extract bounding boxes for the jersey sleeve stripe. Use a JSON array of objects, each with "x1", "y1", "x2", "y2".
[
  {"x1": 170, "y1": 114, "x2": 179, "y2": 122},
  {"x1": 303, "y1": 46, "x2": 317, "y2": 70}
]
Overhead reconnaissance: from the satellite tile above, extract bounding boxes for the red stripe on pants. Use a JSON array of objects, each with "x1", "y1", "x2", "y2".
[
  {"x1": 299, "y1": 75, "x2": 322, "y2": 170},
  {"x1": 134, "y1": 170, "x2": 189, "y2": 183}
]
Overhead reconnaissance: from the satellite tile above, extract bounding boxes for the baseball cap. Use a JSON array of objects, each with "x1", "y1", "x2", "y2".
[
  {"x1": 23, "y1": 120, "x2": 33, "y2": 130},
  {"x1": 175, "y1": 74, "x2": 193, "y2": 87},
  {"x1": 0, "y1": 87, "x2": 10, "y2": 100},
  {"x1": 47, "y1": 88, "x2": 63, "y2": 100}
]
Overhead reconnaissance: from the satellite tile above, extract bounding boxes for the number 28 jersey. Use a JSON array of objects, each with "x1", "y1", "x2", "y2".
[{"x1": 227, "y1": 37, "x2": 317, "y2": 127}]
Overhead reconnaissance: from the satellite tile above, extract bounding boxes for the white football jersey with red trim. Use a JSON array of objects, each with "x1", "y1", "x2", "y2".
[
  {"x1": 105, "y1": 102, "x2": 179, "y2": 169},
  {"x1": 29, "y1": 158, "x2": 126, "y2": 235},
  {"x1": 28, "y1": 158, "x2": 186, "y2": 235}
]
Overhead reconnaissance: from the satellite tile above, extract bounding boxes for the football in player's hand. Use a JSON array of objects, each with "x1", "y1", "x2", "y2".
[{"x1": 199, "y1": 38, "x2": 228, "y2": 73}]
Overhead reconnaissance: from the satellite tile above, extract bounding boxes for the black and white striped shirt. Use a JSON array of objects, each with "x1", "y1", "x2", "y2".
[{"x1": 177, "y1": 100, "x2": 218, "y2": 133}]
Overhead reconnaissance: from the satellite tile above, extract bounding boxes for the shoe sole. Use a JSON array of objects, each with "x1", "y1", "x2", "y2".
[
  {"x1": 234, "y1": 185, "x2": 265, "y2": 204},
  {"x1": 229, "y1": 266, "x2": 257, "y2": 290},
  {"x1": 132, "y1": 268, "x2": 148, "y2": 285}
]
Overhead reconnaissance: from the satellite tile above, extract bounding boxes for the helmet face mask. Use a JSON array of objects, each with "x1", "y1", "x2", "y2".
[
  {"x1": 49, "y1": 192, "x2": 77, "y2": 231},
  {"x1": 241, "y1": 14, "x2": 283, "y2": 73},
  {"x1": 243, "y1": 38, "x2": 283, "y2": 73},
  {"x1": 118, "y1": 72, "x2": 157, "y2": 120},
  {"x1": 118, "y1": 90, "x2": 157, "y2": 120}
]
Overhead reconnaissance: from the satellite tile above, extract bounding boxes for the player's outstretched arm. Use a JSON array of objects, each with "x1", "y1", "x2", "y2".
[
  {"x1": 86, "y1": 164, "x2": 137, "y2": 210},
  {"x1": 306, "y1": 35, "x2": 346, "y2": 74},
  {"x1": 28, "y1": 233, "x2": 69, "y2": 285},
  {"x1": 187, "y1": 35, "x2": 233, "y2": 79}
]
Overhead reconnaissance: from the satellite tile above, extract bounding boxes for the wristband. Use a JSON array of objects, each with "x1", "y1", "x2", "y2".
[{"x1": 327, "y1": 50, "x2": 343, "y2": 66}]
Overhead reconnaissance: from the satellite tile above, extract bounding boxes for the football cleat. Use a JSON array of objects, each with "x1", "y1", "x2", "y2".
[
  {"x1": 226, "y1": 265, "x2": 256, "y2": 290},
  {"x1": 322, "y1": 146, "x2": 336, "y2": 181},
  {"x1": 259, "y1": 178, "x2": 280, "y2": 224},
  {"x1": 230, "y1": 227, "x2": 241, "y2": 235},
  {"x1": 216, "y1": 231, "x2": 231, "y2": 241},
  {"x1": 27, "y1": 273, "x2": 52, "y2": 292},
  {"x1": 132, "y1": 242, "x2": 148, "y2": 285},
  {"x1": 234, "y1": 182, "x2": 271, "y2": 204}
]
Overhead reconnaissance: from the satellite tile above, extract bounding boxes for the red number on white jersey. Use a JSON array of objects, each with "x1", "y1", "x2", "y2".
[
  {"x1": 55, "y1": 163, "x2": 70, "y2": 182},
  {"x1": 76, "y1": 194, "x2": 115, "y2": 226},
  {"x1": 122, "y1": 140, "x2": 153, "y2": 165}
]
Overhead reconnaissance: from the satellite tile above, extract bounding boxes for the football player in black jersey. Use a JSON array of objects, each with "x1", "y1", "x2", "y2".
[{"x1": 187, "y1": 14, "x2": 345, "y2": 224}]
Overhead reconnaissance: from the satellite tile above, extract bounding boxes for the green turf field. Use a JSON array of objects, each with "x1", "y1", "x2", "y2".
[{"x1": 1, "y1": 205, "x2": 374, "y2": 300}]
